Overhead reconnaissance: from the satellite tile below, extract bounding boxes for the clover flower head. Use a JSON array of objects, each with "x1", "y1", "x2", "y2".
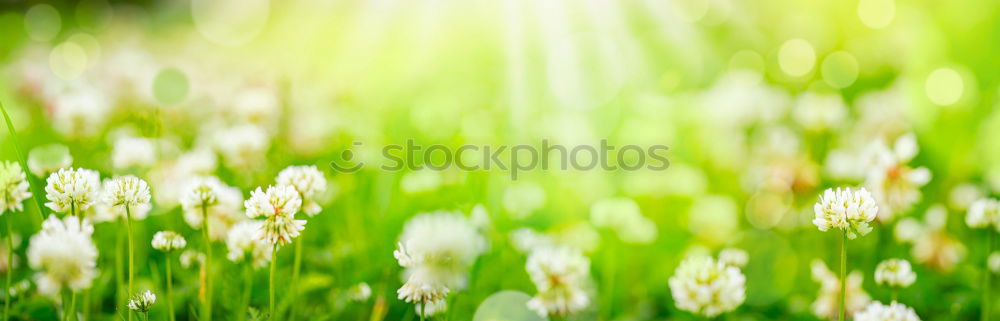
[
  {"x1": 394, "y1": 212, "x2": 486, "y2": 308},
  {"x1": 44, "y1": 168, "x2": 100, "y2": 214},
  {"x1": 0, "y1": 161, "x2": 32, "y2": 213},
  {"x1": 854, "y1": 301, "x2": 921, "y2": 321},
  {"x1": 127, "y1": 290, "x2": 156, "y2": 313},
  {"x1": 27, "y1": 215, "x2": 98, "y2": 295},
  {"x1": 180, "y1": 176, "x2": 244, "y2": 239},
  {"x1": 669, "y1": 255, "x2": 746, "y2": 317},
  {"x1": 874, "y1": 259, "x2": 916, "y2": 288},
  {"x1": 103, "y1": 175, "x2": 152, "y2": 208},
  {"x1": 966, "y1": 198, "x2": 1000, "y2": 230},
  {"x1": 526, "y1": 246, "x2": 592, "y2": 317},
  {"x1": 226, "y1": 220, "x2": 272, "y2": 267},
  {"x1": 719, "y1": 248, "x2": 749, "y2": 268},
  {"x1": 813, "y1": 187, "x2": 879, "y2": 239},
  {"x1": 151, "y1": 231, "x2": 187, "y2": 252},
  {"x1": 180, "y1": 176, "x2": 222, "y2": 210},
  {"x1": 276, "y1": 165, "x2": 326, "y2": 216},
  {"x1": 244, "y1": 185, "x2": 304, "y2": 246}
]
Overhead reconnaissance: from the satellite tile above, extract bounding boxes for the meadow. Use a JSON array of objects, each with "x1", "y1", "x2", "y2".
[{"x1": 0, "y1": 0, "x2": 999, "y2": 320}]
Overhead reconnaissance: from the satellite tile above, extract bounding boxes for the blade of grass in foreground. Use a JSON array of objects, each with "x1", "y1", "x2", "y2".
[{"x1": 0, "y1": 99, "x2": 47, "y2": 224}]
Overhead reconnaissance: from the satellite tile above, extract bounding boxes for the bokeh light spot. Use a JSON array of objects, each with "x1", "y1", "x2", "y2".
[
  {"x1": 821, "y1": 51, "x2": 859, "y2": 88},
  {"x1": 24, "y1": 4, "x2": 61, "y2": 42},
  {"x1": 778, "y1": 39, "x2": 815, "y2": 77},
  {"x1": 49, "y1": 41, "x2": 88, "y2": 80},
  {"x1": 67, "y1": 33, "x2": 102, "y2": 67},
  {"x1": 858, "y1": 0, "x2": 895, "y2": 29},
  {"x1": 925, "y1": 67, "x2": 963, "y2": 106},
  {"x1": 152, "y1": 68, "x2": 190, "y2": 105}
]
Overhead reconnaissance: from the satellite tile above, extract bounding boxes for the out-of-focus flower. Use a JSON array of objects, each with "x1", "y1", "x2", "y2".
[
  {"x1": 416, "y1": 299, "x2": 447, "y2": 318},
  {"x1": 111, "y1": 136, "x2": 157, "y2": 170},
  {"x1": 875, "y1": 259, "x2": 916, "y2": 288},
  {"x1": 0, "y1": 161, "x2": 32, "y2": 213},
  {"x1": 813, "y1": 187, "x2": 878, "y2": 239},
  {"x1": 212, "y1": 124, "x2": 270, "y2": 169},
  {"x1": 27, "y1": 215, "x2": 98, "y2": 295},
  {"x1": 6, "y1": 280, "x2": 31, "y2": 298},
  {"x1": 27, "y1": 144, "x2": 72, "y2": 178},
  {"x1": 50, "y1": 85, "x2": 111, "y2": 139},
  {"x1": 792, "y1": 92, "x2": 847, "y2": 131},
  {"x1": 394, "y1": 212, "x2": 486, "y2": 316},
  {"x1": 865, "y1": 133, "x2": 931, "y2": 222},
  {"x1": 181, "y1": 176, "x2": 245, "y2": 240},
  {"x1": 469, "y1": 204, "x2": 490, "y2": 230},
  {"x1": 966, "y1": 198, "x2": 1000, "y2": 230},
  {"x1": 669, "y1": 255, "x2": 746, "y2": 317},
  {"x1": 949, "y1": 183, "x2": 983, "y2": 211},
  {"x1": 245, "y1": 185, "x2": 303, "y2": 246},
  {"x1": 225, "y1": 220, "x2": 272, "y2": 268},
  {"x1": 179, "y1": 250, "x2": 204, "y2": 269},
  {"x1": 151, "y1": 231, "x2": 187, "y2": 252},
  {"x1": 44, "y1": 168, "x2": 100, "y2": 214},
  {"x1": 719, "y1": 248, "x2": 749, "y2": 268},
  {"x1": 348, "y1": 282, "x2": 372, "y2": 302},
  {"x1": 989, "y1": 253, "x2": 1000, "y2": 274},
  {"x1": 502, "y1": 183, "x2": 546, "y2": 219},
  {"x1": 895, "y1": 206, "x2": 965, "y2": 272},
  {"x1": 590, "y1": 198, "x2": 657, "y2": 244},
  {"x1": 510, "y1": 228, "x2": 555, "y2": 254},
  {"x1": 811, "y1": 260, "x2": 871, "y2": 320},
  {"x1": 276, "y1": 165, "x2": 327, "y2": 216},
  {"x1": 854, "y1": 301, "x2": 921, "y2": 321},
  {"x1": 128, "y1": 290, "x2": 156, "y2": 313},
  {"x1": 148, "y1": 148, "x2": 218, "y2": 208},
  {"x1": 526, "y1": 246, "x2": 592, "y2": 317},
  {"x1": 400, "y1": 170, "x2": 442, "y2": 194}
]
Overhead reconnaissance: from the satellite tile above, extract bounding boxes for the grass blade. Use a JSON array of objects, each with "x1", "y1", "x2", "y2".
[{"x1": 0, "y1": 99, "x2": 47, "y2": 223}]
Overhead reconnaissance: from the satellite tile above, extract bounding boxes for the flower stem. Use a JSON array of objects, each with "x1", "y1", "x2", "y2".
[
  {"x1": 125, "y1": 206, "x2": 134, "y2": 321},
  {"x1": 420, "y1": 302, "x2": 426, "y2": 321},
  {"x1": 68, "y1": 291, "x2": 76, "y2": 321},
  {"x1": 839, "y1": 229, "x2": 847, "y2": 321},
  {"x1": 269, "y1": 245, "x2": 278, "y2": 320},
  {"x1": 201, "y1": 204, "x2": 213, "y2": 321},
  {"x1": 4, "y1": 212, "x2": 13, "y2": 321},
  {"x1": 240, "y1": 263, "x2": 253, "y2": 321},
  {"x1": 0, "y1": 100, "x2": 45, "y2": 223},
  {"x1": 167, "y1": 255, "x2": 175, "y2": 321},
  {"x1": 291, "y1": 238, "x2": 303, "y2": 319},
  {"x1": 986, "y1": 231, "x2": 994, "y2": 321}
]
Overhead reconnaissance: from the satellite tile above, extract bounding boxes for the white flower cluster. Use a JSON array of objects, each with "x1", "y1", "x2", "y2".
[
  {"x1": 44, "y1": 168, "x2": 100, "y2": 214},
  {"x1": 590, "y1": 198, "x2": 657, "y2": 244},
  {"x1": 864, "y1": 133, "x2": 931, "y2": 222},
  {"x1": 394, "y1": 212, "x2": 486, "y2": 316},
  {"x1": 813, "y1": 187, "x2": 879, "y2": 239},
  {"x1": 526, "y1": 246, "x2": 592, "y2": 317},
  {"x1": 0, "y1": 161, "x2": 32, "y2": 213},
  {"x1": 181, "y1": 176, "x2": 245, "y2": 240},
  {"x1": 854, "y1": 301, "x2": 921, "y2": 321},
  {"x1": 225, "y1": 220, "x2": 272, "y2": 268},
  {"x1": 94, "y1": 178, "x2": 152, "y2": 222},
  {"x1": 966, "y1": 198, "x2": 1000, "y2": 230},
  {"x1": 874, "y1": 259, "x2": 916, "y2": 288},
  {"x1": 719, "y1": 248, "x2": 749, "y2": 268},
  {"x1": 111, "y1": 136, "x2": 157, "y2": 170},
  {"x1": 811, "y1": 259, "x2": 871, "y2": 320},
  {"x1": 104, "y1": 175, "x2": 152, "y2": 208},
  {"x1": 244, "y1": 185, "x2": 304, "y2": 246},
  {"x1": 276, "y1": 165, "x2": 327, "y2": 216},
  {"x1": 128, "y1": 290, "x2": 156, "y2": 313},
  {"x1": 669, "y1": 255, "x2": 746, "y2": 317},
  {"x1": 27, "y1": 215, "x2": 98, "y2": 296},
  {"x1": 151, "y1": 231, "x2": 187, "y2": 252}
]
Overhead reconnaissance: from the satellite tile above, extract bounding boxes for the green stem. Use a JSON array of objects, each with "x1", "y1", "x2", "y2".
[
  {"x1": 269, "y1": 245, "x2": 277, "y2": 320},
  {"x1": 115, "y1": 225, "x2": 124, "y2": 314},
  {"x1": 986, "y1": 231, "x2": 994, "y2": 321},
  {"x1": 167, "y1": 255, "x2": 175, "y2": 321},
  {"x1": 291, "y1": 237, "x2": 303, "y2": 319},
  {"x1": 68, "y1": 291, "x2": 76, "y2": 321},
  {"x1": 4, "y1": 212, "x2": 13, "y2": 321},
  {"x1": 420, "y1": 302, "x2": 426, "y2": 321},
  {"x1": 201, "y1": 204, "x2": 213, "y2": 321},
  {"x1": 240, "y1": 263, "x2": 253, "y2": 321},
  {"x1": 839, "y1": 230, "x2": 847, "y2": 321},
  {"x1": 125, "y1": 206, "x2": 134, "y2": 321},
  {"x1": 0, "y1": 100, "x2": 45, "y2": 223}
]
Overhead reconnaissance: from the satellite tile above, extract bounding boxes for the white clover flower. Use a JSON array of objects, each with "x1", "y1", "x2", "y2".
[
  {"x1": 509, "y1": 228, "x2": 555, "y2": 254},
  {"x1": 669, "y1": 255, "x2": 746, "y2": 317},
  {"x1": 179, "y1": 250, "x2": 204, "y2": 269},
  {"x1": 526, "y1": 246, "x2": 592, "y2": 317},
  {"x1": 792, "y1": 92, "x2": 847, "y2": 131},
  {"x1": 181, "y1": 176, "x2": 245, "y2": 240},
  {"x1": 989, "y1": 252, "x2": 1000, "y2": 274},
  {"x1": 394, "y1": 212, "x2": 486, "y2": 308},
  {"x1": 225, "y1": 220, "x2": 272, "y2": 268},
  {"x1": 864, "y1": 133, "x2": 932, "y2": 223},
  {"x1": 276, "y1": 165, "x2": 327, "y2": 216},
  {"x1": 966, "y1": 198, "x2": 1000, "y2": 230},
  {"x1": 93, "y1": 181, "x2": 153, "y2": 223},
  {"x1": 854, "y1": 301, "x2": 921, "y2": 321},
  {"x1": 44, "y1": 168, "x2": 100, "y2": 214},
  {"x1": 416, "y1": 298, "x2": 448, "y2": 318},
  {"x1": 244, "y1": 185, "x2": 304, "y2": 246},
  {"x1": 590, "y1": 198, "x2": 657, "y2": 244},
  {"x1": 151, "y1": 231, "x2": 187, "y2": 252},
  {"x1": 811, "y1": 260, "x2": 871, "y2": 320},
  {"x1": 27, "y1": 144, "x2": 72, "y2": 178},
  {"x1": 212, "y1": 124, "x2": 270, "y2": 169},
  {"x1": 50, "y1": 85, "x2": 110, "y2": 138},
  {"x1": 103, "y1": 176, "x2": 152, "y2": 211},
  {"x1": 719, "y1": 248, "x2": 749, "y2": 268},
  {"x1": 0, "y1": 161, "x2": 32, "y2": 213},
  {"x1": 813, "y1": 187, "x2": 879, "y2": 239},
  {"x1": 27, "y1": 215, "x2": 98, "y2": 295},
  {"x1": 502, "y1": 183, "x2": 546, "y2": 219},
  {"x1": 127, "y1": 290, "x2": 156, "y2": 313},
  {"x1": 112, "y1": 136, "x2": 157, "y2": 170},
  {"x1": 348, "y1": 282, "x2": 372, "y2": 302},
  {"x1": 874, "y1": 259, "x2": 916, "y2": 288}
]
